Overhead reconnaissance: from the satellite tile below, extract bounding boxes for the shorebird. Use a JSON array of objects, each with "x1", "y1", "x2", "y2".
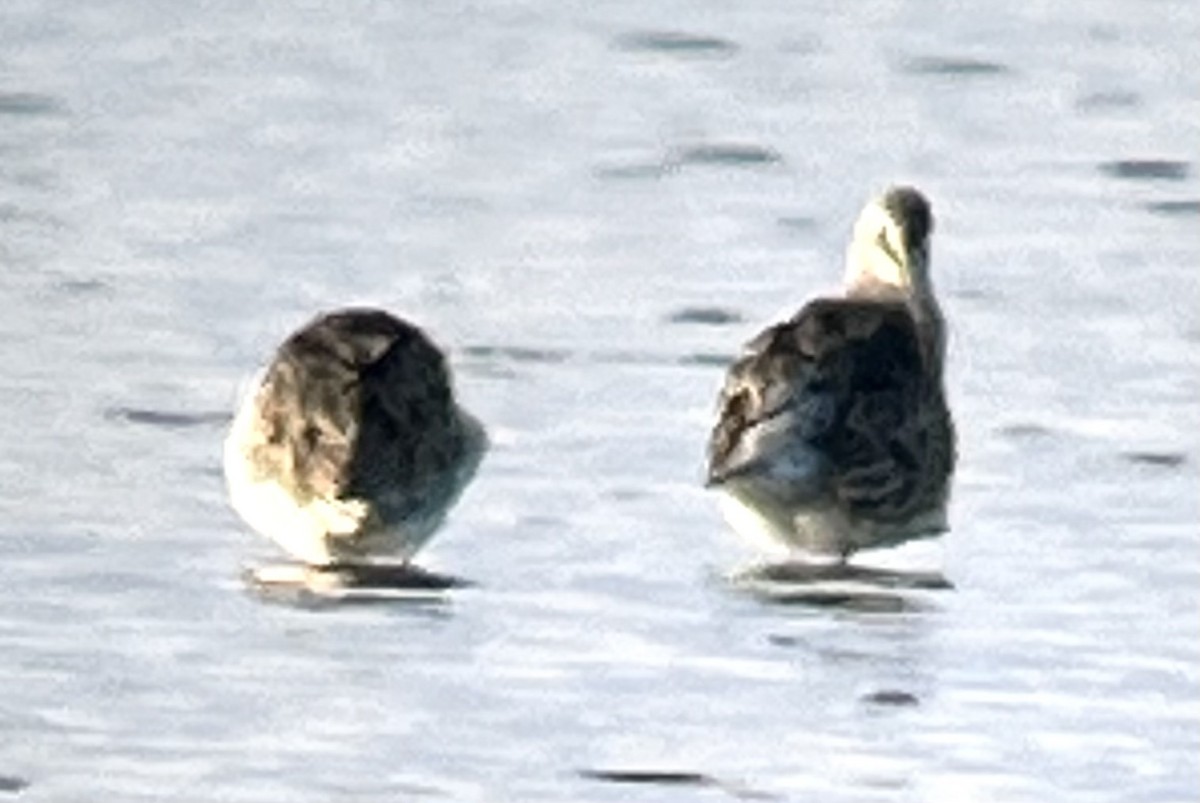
[
  {"x1": 224, "y1": 308, "x2": 487, "y2": 570},
  {"x1": 706, "y1": 186, "x2": 955, "y2": 563}
]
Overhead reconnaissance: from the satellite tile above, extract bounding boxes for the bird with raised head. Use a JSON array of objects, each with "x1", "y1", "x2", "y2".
[{"x1": 706, "y1": 186, "x2": 955, "y2": 564}]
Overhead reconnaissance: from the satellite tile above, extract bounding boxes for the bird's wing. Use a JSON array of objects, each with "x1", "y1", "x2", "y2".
[
  {"x1": 707, "y1": 298, "x2": 953, "y2": 521},
  {"x1": 345, "y1": 320, "x2": 461, "y2": 512},
  {"x1": 255, "y1": 310, "x2": 447, "y2": 509}
]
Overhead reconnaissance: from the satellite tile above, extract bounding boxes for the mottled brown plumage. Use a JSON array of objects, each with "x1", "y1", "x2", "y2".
[
  {"x1": 225, "y1": 308, "x2": 487, "y2": 566},
  {"x1": 709, "y1": 301, "x2": 954, "y2": 534},
  {"x1": 706, "y1": 187, "x2": 955, "y2": 559}
]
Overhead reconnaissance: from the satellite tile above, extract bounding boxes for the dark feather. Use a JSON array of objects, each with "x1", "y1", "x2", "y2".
[
  {"x1": 251, "y1": 309, "x2": 461, "y2": 512},
  {"x1": 707, "y1": 298, "x2": 954, "y2": 524}
]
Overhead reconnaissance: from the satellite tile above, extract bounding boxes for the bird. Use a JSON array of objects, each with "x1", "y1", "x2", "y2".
[
  {"x1": 706, "y1": 186, "x2": 955, "y2": 564},
  {"x1": 223, "y1": 308, "x2": 487, "y2": 573}
]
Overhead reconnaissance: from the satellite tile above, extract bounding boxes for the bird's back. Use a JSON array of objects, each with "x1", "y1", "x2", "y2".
[
  {"x1": 252, "y1": 310, "x2": 454, "y2": 502},
  {"x1": 708, "y1": 298, "x2": 955, "y2": 542},
  {"x1": 228, "y1": 309, "x2": 485, "y2": 564}
]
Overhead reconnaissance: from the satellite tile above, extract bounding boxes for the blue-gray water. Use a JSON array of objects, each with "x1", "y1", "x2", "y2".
[{"x1": 2, "y1": 1, "x2": 1197, "y2": 800}]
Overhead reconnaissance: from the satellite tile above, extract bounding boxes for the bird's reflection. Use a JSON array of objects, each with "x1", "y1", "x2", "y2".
[
  {"x1": 730, "y1": 561, "x2": 952, "y2": 612},
  {"x1": 243, "y1": 561, "x2": 471, "y2": 609}
]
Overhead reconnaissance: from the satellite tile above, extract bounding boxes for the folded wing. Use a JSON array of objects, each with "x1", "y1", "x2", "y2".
[{"x1": 707, "y1": 298, "x2": 954, "y2": 524}]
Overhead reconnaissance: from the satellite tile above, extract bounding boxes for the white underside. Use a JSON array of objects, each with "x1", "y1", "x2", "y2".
[
  {"x1": 223, "y1": 391, "x2": 369, "y2": 565},
  {"x1": 717, "y1": 488, "x2": 947, "y2": 560},
  {"x1": 718, "y1": 493, "x2": 798, "y2": 559},
  {"x1": 222, "y1": 383, "x2": 484, "y2": 566}
]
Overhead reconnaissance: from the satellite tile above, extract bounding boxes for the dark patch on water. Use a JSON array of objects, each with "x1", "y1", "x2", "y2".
[
  {"x1": 256, "y1": 588, "x2": 458, "y2": 613},
  {"x1": 1144, "y1": 199, "x2": 1200, "y2": 217},
  {"x1": 861, "y1": 689, "x2": 920, "y2": 707},
  {"x1": 767, "y1": 633, "x2": 801, "y2": 647},
  {"x1": 0, "y1": 775, "x2": 28, "y2": 794},
  {"x1": 614, "y1": 31, "x2": 740, "y2": 57},
  {"x1": 598, "y1": 143, "x2": 781, "y2": 178},
  {"x1": 465, "y1": 344, "x2": 734, "y2": 370},
  {"x1": 461, "y1": 344, "x2": 572, "y2": 364},
  {"x1": 1075, "y1": 90, "x2": 1142, "y2": 111},
  {"x1": 735, "y1": 563, "x2": 950, "y2": 613},
  {"x1": 580, "y1": 769, "x2": 711, "y2": 786},
  {"x1": 777, "y1": 215, "x2": 819, "y2": 232},
  {"x1": 518, "y1": 514, "x2": 567, "y2": 530},
  {"x1": 589, "y1": 348, "x2": 731, "y2": 368},
  {"x1": 665, "y1": 306, "x2": 745, "y2": 326},
  {"x1": 997, "y1": 422, "x2": 1054, "y2": 439},
  {"x1": 761, "y1": 591, "x2": 923, "y2": 613},
  {"x1": 316, "y1": 562, "x2": 469, "y2": 590},
  {"x1": 900, "y1": 56, "x2": 1010, "y2": 76},
  {"x1": 673, "y1": 143, "x2": 783, "y2": 168},
  {"x1": 678, "y1": 351, "x2": 734, "y2": 367},
  {"x1": 578, "y1": 770, "x2": 777, "y2": 800},
  {"x1": 105, "y1": 407, "x2": 231, "y2": 429},
  {"x1": 56, "y1": 278, "x2": 111, "y2": 295},
  {"x1": 1120, "y1": 451, "x2": 1187, "y2": 469},
  {"x1": 0, "y1": 91, "x2": 64, "y2": 116},
  {"x1": 1099, "y1": 159, "x2": 1190, "y2": 182}
]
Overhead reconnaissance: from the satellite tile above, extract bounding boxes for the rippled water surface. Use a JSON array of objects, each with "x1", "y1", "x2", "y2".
[{"x1": 2, "y1": 1, "x2": 1197, "y2": 800}]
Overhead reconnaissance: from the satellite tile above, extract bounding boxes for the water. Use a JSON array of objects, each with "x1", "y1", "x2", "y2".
[{"x1": 2, "y1": 0, "x2": 1197, "y2": 800}]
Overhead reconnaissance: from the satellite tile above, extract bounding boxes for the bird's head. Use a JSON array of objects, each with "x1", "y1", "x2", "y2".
[{"x1": 844, "y1": 186, "x2": 934, "y2": 297}]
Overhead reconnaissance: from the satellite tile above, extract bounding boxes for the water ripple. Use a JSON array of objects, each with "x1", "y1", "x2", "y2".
[
  {"x1": 614, "y1": 30, "x2": 740, "y2": 57},
  {"x1": 672, "y1": 143, "x2": 783, "y2": 168},
  {"x1": 777, "y1": 215, "x2": 820, "y2": 233},
  {"x1": 1120, "y1": 451, "x2": 1187, "y2": 469},
  {"x1": 460, "y1": 344, "x2": 571, "y2": 364},
  {"x1": 900, "y1": 56, "x2": 1011, "y2": 76},
  {"x1": 0, "y1": 775, "x2": 30, "y2": 794},
  {"x1": 243, "y1": 563, "x2": 470, "y2": 608},
  {"x1": 578, "y1": 769, "x2": 777, "y2": 800},
  {"x1": 860, "y1": 689, "x2": 920, "y2": 707},
  {"x1": 56, "y1": 278, "x2": 112, "y2": 295},
  {"x1": 679, "y1": 352, "x2": 733, "y2": 367},
  {"x1": 104, "y1": 407, "x2": 231, "y2": 429},
  {"x1": 1144, "y1": 199, "x2": 1200, "y2": 217},
  {"x1": 1099, "y1": 159, "x2": 1191, "y2": 182},
  {"x1": 461, "y1": 343, "x2": 734, "y2": 370},
  {"x1": 665, "y1": 306, "x2": 746, "y2": 326},
  {"x1": 0, "y1": 91, "x2": 65, "y2": 116},
  {"x1": 595, "y1": 143, "x2": 783, "y2": 180},
  {"x1": 996, "y1": 422, "x2": 1056, "y2": 440}
]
